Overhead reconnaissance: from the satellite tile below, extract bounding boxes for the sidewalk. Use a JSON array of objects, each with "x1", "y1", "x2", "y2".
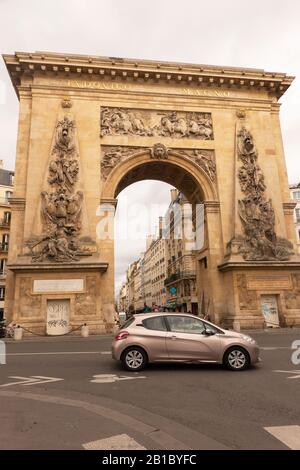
[
  {"x1": 3, "y1": 326, "x2": 300, "y2": 343},
  {"x1": 2, "y1": 333, "x2": 114, "y2": 344},
  {"x1": 244, "y1": 327, "x2": 300, "y2": 335}
]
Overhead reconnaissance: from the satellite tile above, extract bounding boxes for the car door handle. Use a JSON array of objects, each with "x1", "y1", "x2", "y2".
[{"x1": 170, "y1": 335, "x2": 177, "y2": 340}]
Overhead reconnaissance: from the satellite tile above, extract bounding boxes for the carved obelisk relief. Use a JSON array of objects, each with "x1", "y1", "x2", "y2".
[
  {"x1": 28, "y1": 112, "x2": 91, "y2": 262},
  {"x1": 227, "y1": 118, "x2": 294, "y2": 261}
]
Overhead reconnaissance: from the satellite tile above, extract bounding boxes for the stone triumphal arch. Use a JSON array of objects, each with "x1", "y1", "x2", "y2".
[{"x1": 3, "y1": 52, "x2": 300, "y2": 334}]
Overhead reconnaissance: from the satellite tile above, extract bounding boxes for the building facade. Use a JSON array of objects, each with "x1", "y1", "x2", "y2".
[
  {"x1": 290, "y1": 183, "x2": 300, "y2": 254},
  {"x1": 118, "y1": 283, "x2": 127, "y2": 312},
  {"x1": 4, "y1": 51, "x2": 300, "y2": 333},
  {"x1": 0, "y1": 162, "x2": 14, "y2": 319},
  {"x1": 164, "y1": 190, "x2": 198, "y2": 314},
  {"x1": 133, "y1": 256, "x2": 145, "y2": 312},
  {"x1": 123, "y1": 189, "x2": 198, "y2": 314}
]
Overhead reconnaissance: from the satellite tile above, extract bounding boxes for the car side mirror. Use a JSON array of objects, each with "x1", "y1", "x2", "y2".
[{"x1": 203, "y1": 329, "x2": 215, "y2": 336}]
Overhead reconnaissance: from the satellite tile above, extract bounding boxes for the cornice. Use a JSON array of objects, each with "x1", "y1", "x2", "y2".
[
  {"x1": 204, "y1": 201, "x2": 220, "y2": 212},
  {"x1": 100, "y1": 197, "x2": 118, "y2": 208},
  {"x1": 6, "y1": 261, "x2": 109, "y2": 272},
  {"x1": 218, "y1": 261, "x2": 300, "y2": 272},
  {"x1": 3, "y1": 51, "x2": 294, "y2": 100},
  {"x1": 283, "y1": 201, "x2": 297, "y2": 211},
  {"x1": 9, "y1": 197, "x2": 26, "y2": 210}
]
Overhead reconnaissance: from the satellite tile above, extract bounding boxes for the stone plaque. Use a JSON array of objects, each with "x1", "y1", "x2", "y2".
[
  {"x1": 33, "y1": 279, "x2": 84, "y2": 293},
  {"x1": 247, "y1": 275, "x2": 291, "y2": 291}
]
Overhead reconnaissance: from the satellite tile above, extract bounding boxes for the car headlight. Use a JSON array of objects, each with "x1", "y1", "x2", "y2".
[{"x1": 241, "y1": 335, "x2": 256, "y2": 344}]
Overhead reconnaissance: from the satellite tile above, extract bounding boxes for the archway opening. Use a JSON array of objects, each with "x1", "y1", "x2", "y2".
[
  {"x1": 114, "y1": 178, "x2": 207, "y2": 316},
  {"x1": 102, "y1": 153, "x2": 216, "y2": 318},
  {"x1": 114, "y1": 160, "x2": 205, "y2": 204}
]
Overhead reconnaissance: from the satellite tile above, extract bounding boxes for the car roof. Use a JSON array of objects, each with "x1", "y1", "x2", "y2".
[
  {"x1": 132, "y1": 313, "x2": 224, "y2": 330},
  {"x1": 133, "y1": 312, "x2": 194, "y2": 319}
]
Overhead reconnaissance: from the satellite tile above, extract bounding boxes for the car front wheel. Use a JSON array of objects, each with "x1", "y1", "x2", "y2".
[
  {"x1": 223, "y1": 347, "x2": 250, "y2": 371},
  {"x1": 121, "y1": 347, "x2": 147, "y2": 371}
]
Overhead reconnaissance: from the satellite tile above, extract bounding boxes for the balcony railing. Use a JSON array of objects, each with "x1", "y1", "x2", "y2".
[
  {"x1": 0, "y1": 198, "x2": 11, "y2": 206},
  {"x1": 0, "y1": 244, "x2": 9, "y2": 253},
  {"x1": 0, "y1": 218, "x2": 11, "y2": 228},
  {"x1": 164, "y1": 270, "x2": 196, "y2": 286}
]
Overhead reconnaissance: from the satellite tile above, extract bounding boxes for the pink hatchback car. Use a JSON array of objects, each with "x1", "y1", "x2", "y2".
[{"x1": 112, "y1": 313, "x2": 260, "y2": 372}]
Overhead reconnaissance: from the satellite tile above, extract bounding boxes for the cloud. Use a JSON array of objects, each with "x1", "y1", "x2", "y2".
[{"x1": 1, "y1": 0, "x2": 299, "y2": 296}]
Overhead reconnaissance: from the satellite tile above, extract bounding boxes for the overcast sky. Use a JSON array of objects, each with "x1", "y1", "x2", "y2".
[{"x1": 0, "y1": 0, "x2": 299, "y2": 294}]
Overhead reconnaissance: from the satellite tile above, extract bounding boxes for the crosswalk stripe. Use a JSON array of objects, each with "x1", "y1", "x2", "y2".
[
  {"x1": 83, "y1": 433, "x2": 146, "y2": 450},
  {"x1": 264, "y1": 425, "x2": 300, "y2": 449}
]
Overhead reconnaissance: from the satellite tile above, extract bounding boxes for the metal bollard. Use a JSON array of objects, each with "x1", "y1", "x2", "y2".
[
  {"x1": 14, "y1": 325, "x2": 23, "y2": 341},
  {"x1": 0, "y1": 340, "x2": 6, "y2": 364},
  {"x1": 81, "y1": 324, "x2": 89, "y2": 337}
]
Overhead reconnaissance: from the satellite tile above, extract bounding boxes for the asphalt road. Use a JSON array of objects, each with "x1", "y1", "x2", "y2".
[{"x1": 0, "y1": 329, "x2": 299, "y2": 450}]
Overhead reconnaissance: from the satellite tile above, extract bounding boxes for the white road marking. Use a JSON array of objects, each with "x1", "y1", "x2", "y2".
[
  {"x1": 91, "y1": 374, "x2": 146, "y2": 384},
  {"x1": 0, "y1": 376, "x2": 64, "y2": 387},
  {"x1": 83, "y1": 433, "x2": 146, "y2": 450},
  {"x1": 273, "y1": 370, "x2": 300, "y2": 379},
  {"x1": 261, "y1": 347, "x2": 291, "y2": 350},
  {"x1": 264, "y1": 426, "x2": 300, "y2": 450}
]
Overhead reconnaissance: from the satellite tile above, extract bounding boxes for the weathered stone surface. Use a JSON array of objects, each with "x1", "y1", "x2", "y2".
[{"x1": 2, "y1": 51, "x2": 300, "y2": 333}]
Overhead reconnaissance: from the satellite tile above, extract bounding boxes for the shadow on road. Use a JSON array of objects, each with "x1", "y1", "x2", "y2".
[{"x1": 114, "y1": 361, "x2": 261, "y2": 374}]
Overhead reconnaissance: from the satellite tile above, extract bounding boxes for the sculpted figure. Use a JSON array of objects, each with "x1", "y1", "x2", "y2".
[
  {"x1": 33, "y1": 114, "x2": 92, "y2": 263},
  {"x1": 55, "y1": 192, "x2": 68, "y2": 219},
  {"x1": 151, "y1": 143, "x2": 168, "y2": 159},
  {"x1": 53, "y1": 117, "x2": 76, "y2": 157},
  {"x1": 234, "y1": 126, "x2": 293, "y2": 261},
  {"x1": 174, "y1": 118, "x2": 188, "y2": 137},
  {"x1": 194, "y1": 151, "x2": 216, "y2": 181},
  {"x1": 189, "y1": 118, "x2": 200, "y2": 136},
  {"x1": 111, "y1": 110, "x2": 133, "y2": 134},
  {"x1": 159, "y1": 115, "x2": 175, "y2": 136},
  {"x1": 128, "y1": 113, "x2": 147, "y2": 135},
  {"x1": 41, "y1": 191, "x2": 57, "y2": 226},
  {"x1": 67, "y1": 191, "x2": 83, "y2": 228}
]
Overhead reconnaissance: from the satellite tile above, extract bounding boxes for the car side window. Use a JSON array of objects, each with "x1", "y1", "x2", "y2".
[
  {"x1": 142, "y1": 316, "x2": 167, "y2": 331},
  {"x1": 204, "y1": 323, "x2": 223, "y2": 334},
  {"x1": 167, "y1": 316, "x2": 205, "y2": 334},
  {"x1": 121, "y1": 317, "x2": 135, "y2": 329}
]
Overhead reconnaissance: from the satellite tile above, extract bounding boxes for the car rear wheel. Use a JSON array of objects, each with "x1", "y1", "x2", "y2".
[
  {"x1": 121, "y1": 347, "x2": 148, "y2": 371},
  {"x1": 223, "y1": 347, "x2": 250, "y2": 371}
]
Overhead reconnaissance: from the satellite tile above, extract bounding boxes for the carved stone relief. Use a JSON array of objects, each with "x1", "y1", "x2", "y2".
[
  {"x1": 178, "y1": 149, "x2": 216, "y2": 182},
  {"x1": 101, "y1": 146, "x2": 142, "y2": 180},
  {"x1": 26, "y1": 115, "x2": 92, "y2": 262},
  {"x1": 227, "y1": 126, "x2": 293, "y2": 261},
  {"x1": 284, "y1": 274, "x2": 300, "y2": 309},
  {"x1": 150, "y1": 143, "x2": 169, "y2": 160},
  {"x1": 19, "y1": 278, "x2": 42, "y2": 318},
  {"x1": 74, "y1": 275, "x2": 97, "y2": 315},
  {"x1": 101, "y1": 144, "x2": 216, "y2": 182},
  {"x1": 237, "y1": 274, "x2": 258, "y2": 310},
  {"x1": 100, "y1": 107, "x2": 213, "y2": 140}
]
